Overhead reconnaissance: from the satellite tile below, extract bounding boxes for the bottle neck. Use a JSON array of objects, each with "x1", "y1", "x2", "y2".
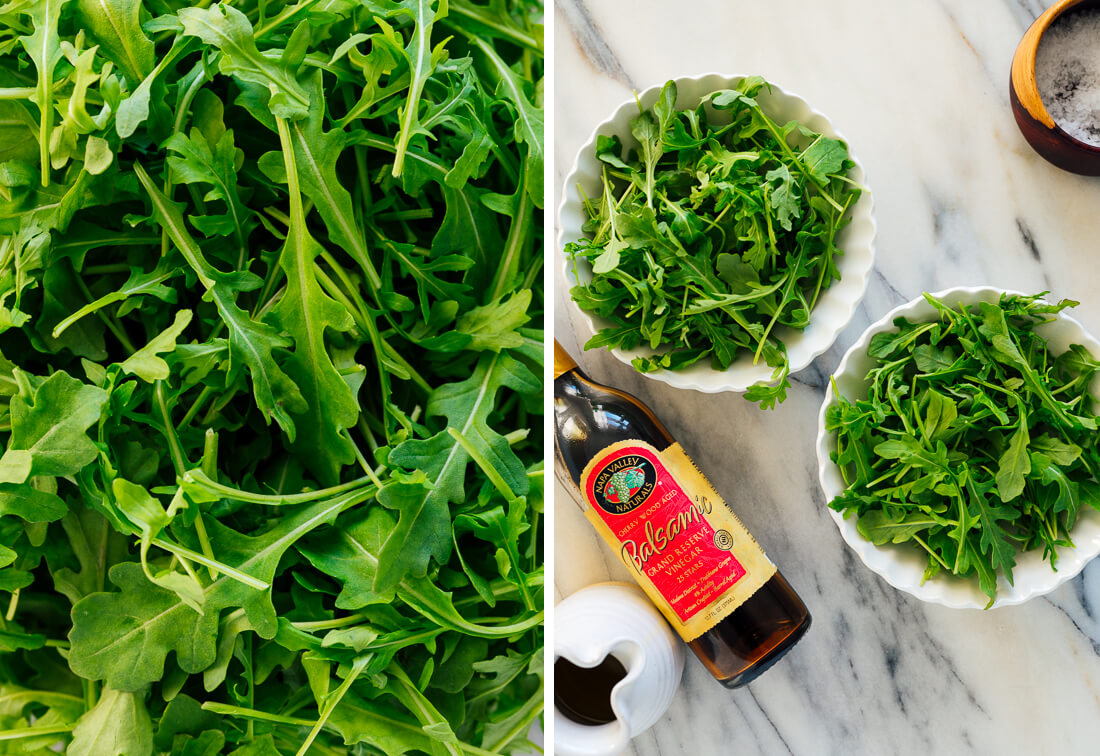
[{"x1": 553, "y1": 340, "x2": 579, "y2": 380}]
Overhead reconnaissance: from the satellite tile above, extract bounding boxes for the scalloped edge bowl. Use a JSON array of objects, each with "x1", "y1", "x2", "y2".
[
  {"x1": 816, "y1": 286, "x2": 1100, "y2": 609},
  {"x1": 557, "y1": 73, "x2": 876, "y2": 393}
]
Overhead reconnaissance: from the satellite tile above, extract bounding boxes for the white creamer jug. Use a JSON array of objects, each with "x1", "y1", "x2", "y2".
[{"x1": 554, "y1": 582, "x2": 684, "y2": 756}]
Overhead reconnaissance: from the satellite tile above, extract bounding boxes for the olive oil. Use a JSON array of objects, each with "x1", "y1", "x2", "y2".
[{"x1": 553, "y1": 342, "x2": 810, "y2": 688}]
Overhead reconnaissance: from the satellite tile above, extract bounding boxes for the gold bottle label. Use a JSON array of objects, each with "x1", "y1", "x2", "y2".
[{"x1": 579, "y1": 439, "x2": 776, "y2": 641}]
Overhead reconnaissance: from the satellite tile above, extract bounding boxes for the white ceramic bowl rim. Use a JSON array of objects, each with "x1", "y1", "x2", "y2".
[
  {"x1": 557, "y1": 72, "x2": 877, "y2": 394},
  {"x1": 816, "y1": 286, "x2": 1100, "y2": 609}
]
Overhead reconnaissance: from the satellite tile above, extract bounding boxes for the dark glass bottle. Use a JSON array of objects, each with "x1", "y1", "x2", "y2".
[{"x1": 553, "y1": 341, "x2": 811, "y2": 688}]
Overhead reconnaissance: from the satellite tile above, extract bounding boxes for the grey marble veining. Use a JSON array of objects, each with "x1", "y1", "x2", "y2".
[{"x1": 552, "y1": 1, "x2": 1100, "y2": 755}]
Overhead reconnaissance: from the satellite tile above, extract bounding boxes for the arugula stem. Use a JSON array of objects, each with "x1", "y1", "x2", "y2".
[
  {"x1": 201, "y1": 702, "x2": 315, "y2": 727},
  {"x1": 809, "y1": 193, "x2": 853, "y2": 312},
  {"x1": 151, "y1": 538, "x2": 268, "y2": 590},
  {"x1": 376, "y1": 342, "x2": 432, "y2": 396},
  {"x1": 752, "y1": 257, "x2": 802, "y2": 365},
  {"x1": 5, "y1": 589, "x2": 18, "y2": 621},
  {"x1": 480, "y1": 684, "x2": 544, "y2": 753},
  {"x1": 182, "y1": 469, "x2": 374, "y2": 506},
  {"x1": 290, "y1": 612, "x2": 369, "y2": 631},
  {"x1": 388, "y1": 663, "x2": 463, "y2": 756},
  {"x1": 376, "y1": 208, "x2": 435, "y2": 222},
  {"x1": 488, "y1": 165, "x2": 533, "y2": 302},
  {"x1": 174, "y1": 550, "x2": 202, "y2": 586},
  {"x1": 73, "y1": 273, "x2": 136, "y2": 354},
  {"x1": 503, "y1": 429, "x2": 529, "y2": 446},
  {"x1": 0, "y1": 724, "x2": 75, "y2": 741},
  {"x1": 155, "y1": 381, "x2": 189, "y2": 474},
  {"x1": 447, "y1": 427, "x2": 516, "y2": 503},
  {"x1": 357, "y1": 416, "x2": 380, "y2": 453},
  {"x1": 194, "y1": 430, "x2": 220, "y2": 581},
  {"x1": 254, "y1": 0, "x2": 326, "y2": 39},
  {"x1": 340, "y1": 429, "x2": 385, "y2": 489},
  {"x1": 445, "y1": 0, "x2": 541, "y2": 51},
  {"x1": 521, "y1": 254, "x2": 543, "y2": 292},
  {"x1": 251, "y1": 256, "x2": 286, "y2": 322},
  {"x1": 177, "y1": 385, "x2": 214, "y2": 433},
  {"x1": 83, "y1": 678, "x2": 96, "y2": 711},
  {"x1": 244, "y1": 632, "x2": 255, "y2": 741},
  {"x1": 912, "y1": 535, "x2": 950, "y2": 572},
  {"x1": 295, "y1": 655, "x2": 369, "y2": 756},
  {"x1": 35, "y1": 64, "x2": 53, "y2": 188},
  {"x1": 252, "y1": 284, "x2": 285, "y2": 323},
  {"x1": 368, "y1": 628, "x2": 447, "y2": 649},
  {"x1": 199, "y1": 386, "x2": 241, "y2": 428},
  {"x1": 160, "y1": 60, "x2": 209, "y2": 261},
  {"x1": 0, "y1": 87, "x2": 36, "y2": 99}
]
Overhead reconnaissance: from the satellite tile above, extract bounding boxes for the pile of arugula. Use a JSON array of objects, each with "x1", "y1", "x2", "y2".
[
  {"x1": 826, "y1": 292, "x2": 1100, "y2": 607},
  {"x1": 565, "y1": 77, "x2": 861, "y2": 408},
  {"x1": 0, "y1": 0, "x2": 544, "y2": 752}
]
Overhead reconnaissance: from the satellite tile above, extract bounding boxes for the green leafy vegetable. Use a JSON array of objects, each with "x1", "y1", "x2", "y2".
[
  {"x1": 0, "y1": 0, "x2": 544, "y2": 752},
  {"x1": 566, "y1": 78, "x2": 862, "y2": 407},
  {"x1": 826, "y1": 292, "x2": 1100, "y2": 606}
]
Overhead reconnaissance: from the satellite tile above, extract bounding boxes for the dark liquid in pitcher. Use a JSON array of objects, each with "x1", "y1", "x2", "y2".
[
  {"x1": 555, "y1": 655, "x2": 628, "y2": 725},
  {"x1": 554, "y1": 361, "x2": 811, "y2": 688}
]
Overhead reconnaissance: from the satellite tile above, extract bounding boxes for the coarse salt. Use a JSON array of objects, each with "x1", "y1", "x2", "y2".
[{"x1": 1035, "y1": 8, "x2": 1100, "y2": 147}]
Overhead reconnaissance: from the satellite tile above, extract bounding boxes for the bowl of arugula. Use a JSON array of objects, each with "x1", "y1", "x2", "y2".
[
  {"x1": 817, "y1": 287, "x2": 1100, "y2": 609},
  {"x1": 559, "y1": 74, "x2": 875, "y2": 404}
]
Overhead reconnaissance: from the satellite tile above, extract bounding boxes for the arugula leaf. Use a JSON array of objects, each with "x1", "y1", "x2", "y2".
[
  {"x1": 119, "y1": 309, "x2": 193, "y2": 383},
  {"x1": 801, "y1": 136, "x2": 848, "y2": 183},
  {"x1": 68, "y1": 687, "x2": 153, "y2": 756},
  {"x1": 381, "y1": 0, "x2": 450, "y2": 177},
  {"x1": 0, "y1": 371, "x2": 107, "y2": 483},
  {"x1": 73, "y1": 0, "x2": 153, "y2": 85},
  {"x1": 178, "y1": 4, "x2": 310, "y2": 120},
  {"x1": 0, "y1": 484, "x2": 67, "y2": 522},
  {"x1": 995, "y1": 404, "x2": 1031, "y2": 502}
]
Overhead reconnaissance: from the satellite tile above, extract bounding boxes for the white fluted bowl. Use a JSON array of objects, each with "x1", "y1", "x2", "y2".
[
  {"x1": 816, "y1": 286, "x2": 1100, "y2": 609},
  {"x1": 558, "y1": 73, "x2": 876, "y2": 393}
]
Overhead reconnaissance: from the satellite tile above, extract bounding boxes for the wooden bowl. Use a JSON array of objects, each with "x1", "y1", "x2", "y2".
[{"x1": 1010, "y1": 0, "x2": 1100, "y2": 175}]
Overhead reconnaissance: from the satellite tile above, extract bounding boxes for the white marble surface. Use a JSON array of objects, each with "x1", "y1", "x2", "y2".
[{"x1": 552, "y1": 1, "x2": 1100, "y2": 755}]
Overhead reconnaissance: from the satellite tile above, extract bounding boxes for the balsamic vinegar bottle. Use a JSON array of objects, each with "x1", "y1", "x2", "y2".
[{"x1": 553, "y1": 341, "x2": 811, "y2": 688}]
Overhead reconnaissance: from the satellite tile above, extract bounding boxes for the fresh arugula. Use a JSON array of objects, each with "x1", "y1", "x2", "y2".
[
  {"x1": 566, "y1": 77, "x2": 861, "y2": 407},
  {"x1": 826, "y1": 292, "x2": 1100, "y2": 607},
  {"x1": 0, "y1": 0, "x2": 544, "y2": 752}
]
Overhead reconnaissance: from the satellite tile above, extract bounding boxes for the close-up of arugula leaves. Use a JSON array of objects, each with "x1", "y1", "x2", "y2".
[
  {"x1": 826, "y1": 292, "x2": 1100, "y2": 607},
  {"x1": 565, "y1": 77, "x2": 861, "y2": 408},
  {"x1": 0, "y1": 0, "x2": 544, "y2": 753}
]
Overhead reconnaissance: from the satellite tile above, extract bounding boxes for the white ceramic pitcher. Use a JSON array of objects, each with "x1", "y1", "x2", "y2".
[{"x1": 554, "y1": 583, "x2": 685, "y2": 756}]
